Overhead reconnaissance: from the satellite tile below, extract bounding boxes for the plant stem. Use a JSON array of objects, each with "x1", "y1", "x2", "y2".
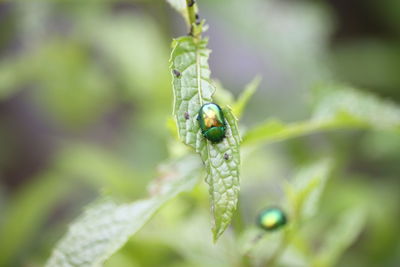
[
  {"x1": 186, "y1": 0, "x2": 197, "y2": 25},
  {"x1": 264, "y1": 229, "x2": 290, "y2": 267},
  {"x1": 186, "y1": 0, "x2": 201, "y2": 39},
  {"x1": 242, "y1": 233, "x2": 264, "y2": 263}
]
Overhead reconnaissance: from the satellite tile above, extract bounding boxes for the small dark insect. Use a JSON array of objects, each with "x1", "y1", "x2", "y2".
[
  {"x1": 187, "y1": 0, "x2": 195, "y2": 7},
  {"x1": 184, "y1": 112, "x2": 190, "y2": 120},
  {"x1": 173, "y1": 69, "x2": 181, "y2": 77},
  {"x1": 224, "y1": 153, "x2": 229, "y2": 160},
  {"x1": 188, "y1": 25, "x2": 193, "y2": 36},
  {"x1": 195, "y1": 14, "x2": 200, "y2": 25}
]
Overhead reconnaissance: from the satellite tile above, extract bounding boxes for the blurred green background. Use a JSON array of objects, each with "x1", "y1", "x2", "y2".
[{"x1": 0, "y1": 0, "x2": 399, "y2": 266}]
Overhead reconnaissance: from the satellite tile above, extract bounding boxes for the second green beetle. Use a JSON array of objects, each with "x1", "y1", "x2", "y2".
[
  {"x1": 257, "y1": 207, "x2": 287, "y2": 231},
  {"x1": 197, "y1": 103, "x2": 226, "y2": 143}
]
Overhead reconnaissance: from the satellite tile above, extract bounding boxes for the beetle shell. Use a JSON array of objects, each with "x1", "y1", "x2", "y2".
[
  {"x1": 257, "y1": 207, "x2": 287, "y2": 231},
  {"x1": 197, "y1": 103, "x2": 226, "y2": 143}
]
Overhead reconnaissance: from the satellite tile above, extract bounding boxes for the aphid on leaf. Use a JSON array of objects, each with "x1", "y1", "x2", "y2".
[
  {"x1": 187, "y1": 0, "x2": 195, "y2": 7},
  {"x1": 197, "y1": 103, "x2": 226, "y2": 143},
  {"x1": 173, "y1": 69, "x2": 181, "y2": 77},
  {"x1": 184, "y1": 112, "x2": 190, "y2": 120},
  {"x1": 223, "y1": 153, "x2": 229, "y2": 160},
  {"x1": 257, "y1": 207, "x2": 287, "y2": 231}
]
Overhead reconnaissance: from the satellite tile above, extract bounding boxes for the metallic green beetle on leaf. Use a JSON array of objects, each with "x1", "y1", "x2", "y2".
[
  {"x1": 197, "y1": 103, "x2": 226, "y2": 143},
  {"x1": 257, "y1": 207, "x2": 287, "y2": 231}
]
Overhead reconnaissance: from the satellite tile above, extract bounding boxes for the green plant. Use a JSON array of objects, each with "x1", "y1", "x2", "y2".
[{"x1": 7, "y1": 1, "x2": 395, "y2": 266}]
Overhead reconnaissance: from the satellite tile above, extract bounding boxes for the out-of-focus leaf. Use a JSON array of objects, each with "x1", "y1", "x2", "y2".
[
  {"x1": 88, "y1": 15, "x2": 169, "y2": 103},
  {"x1": 0, "y1": 174, "x2": 75, "y2": 267},
  {"x1": 213, "y1": 80, "x2": 235, "y2": 108},
  {"x1": 313, "y1": 85, "x2": 400, "y2": 129},
  {"x1": 314, "y1": 208, "x2": 366, "y2": 267},
  {"x1": 232, "y1": 76, "x2": 261, "y2": 119},
  {"x1": 55, "y1": 145, "x2": 140, "y2": 199},
  {"x1": 285, "y1": 160, "x2": 332, "y2": 221},
  {"x1": 170, "y1": 36, "x2": 241, "y2": 241},
  {"x1": 243, "y1": 86, "x2": 400, "y2": 146},
  {"x1": 0, "y1": 144, "x2": 146, "y2": 266},
  {"x1": 138, "y1": 211, "x2": 241, "y2": 267},
  {"x1": 242, "y1": 115, "x2": 366, "y2": 146},
  {"x1": 0, "y1": 41, "x2": 114, "y2": 127},
  {"x1": 36, "y1": 42, "x2": 113, "y2": 126},
  {"x1": 46, "y1": 156, "x2": 201, "y2": 267},
  {"x1": 166, "y1": 0, "x2": 189, "y2": 26},
  {"x1": 0, "y1": 59, "x2": 25, "y2": 100}
]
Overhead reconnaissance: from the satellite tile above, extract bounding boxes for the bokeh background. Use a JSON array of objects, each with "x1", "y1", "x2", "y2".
[{"x1": 0, "y1": 0, "x2": 399, "y2": 266}]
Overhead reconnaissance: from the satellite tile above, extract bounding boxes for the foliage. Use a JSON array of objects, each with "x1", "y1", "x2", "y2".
[
  {"x1": 170, "y1": 35, "x2": 241, "y2": 240},
  {"x1": 46, "y1": 156, "x2": 201, "y2": 267},
  {"x1": 0, "y1": 1, "x2": 399, "y2": 267}
]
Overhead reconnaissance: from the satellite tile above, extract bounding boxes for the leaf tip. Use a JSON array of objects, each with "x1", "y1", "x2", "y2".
[{"x1": 212, "y1": 225, "x2": 225, "y2": 243}]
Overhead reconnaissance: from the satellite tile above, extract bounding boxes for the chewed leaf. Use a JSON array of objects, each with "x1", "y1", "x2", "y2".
[
  {"x1": 198, "y1": 108, "x2": 240, "y2": 241},
  {"x1": 170, "y1": 36, "x2": 241, "y2": 241},
  {"x1": 170, "y1": 36, "x2": 214, "y2": 149},
  {"x1": 46, "y1": 156, "x2": 201, "y2": 267}
]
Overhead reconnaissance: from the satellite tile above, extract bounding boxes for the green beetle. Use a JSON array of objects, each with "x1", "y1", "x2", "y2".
[
  {"x1": 197, "y1": 103, "x2": 226, "y2": 143},
  {"x1": 257, "y1": 207, "x2": 287, "y2": 231}
]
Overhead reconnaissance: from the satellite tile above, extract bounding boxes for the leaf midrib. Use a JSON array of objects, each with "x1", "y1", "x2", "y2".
[{"x1": 194, "y1": 41, "x2": 213, "y2": 177}]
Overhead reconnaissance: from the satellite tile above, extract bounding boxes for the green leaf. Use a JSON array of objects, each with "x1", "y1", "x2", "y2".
[
  {"x1": 201, "y1": 108, "x2": 241, "y2": 241},
  {"x1": 232, "y1": 75, "x2": 261, "y2": 119},
  {"x1": 242, "y1": 115, "x2": 366, "y2": 146},
  {"x1": 170, "y1": 36, "x2": 214, "y2": 149},
  {"x1": 170, "y1": 36, "x2": 241, "y2": 241},
  {"x1": 243, "y1": 86, "x2": 400, "y2": 146},
  {"x1": 285, "y1": 160, "x2": 332, "y2": 221},
  {"x1": 46, "y1": 156, "x2": 201, "y2": 267},
  {"x1": 165, "y1": 0, "x2": 189, "y2": 26}
]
